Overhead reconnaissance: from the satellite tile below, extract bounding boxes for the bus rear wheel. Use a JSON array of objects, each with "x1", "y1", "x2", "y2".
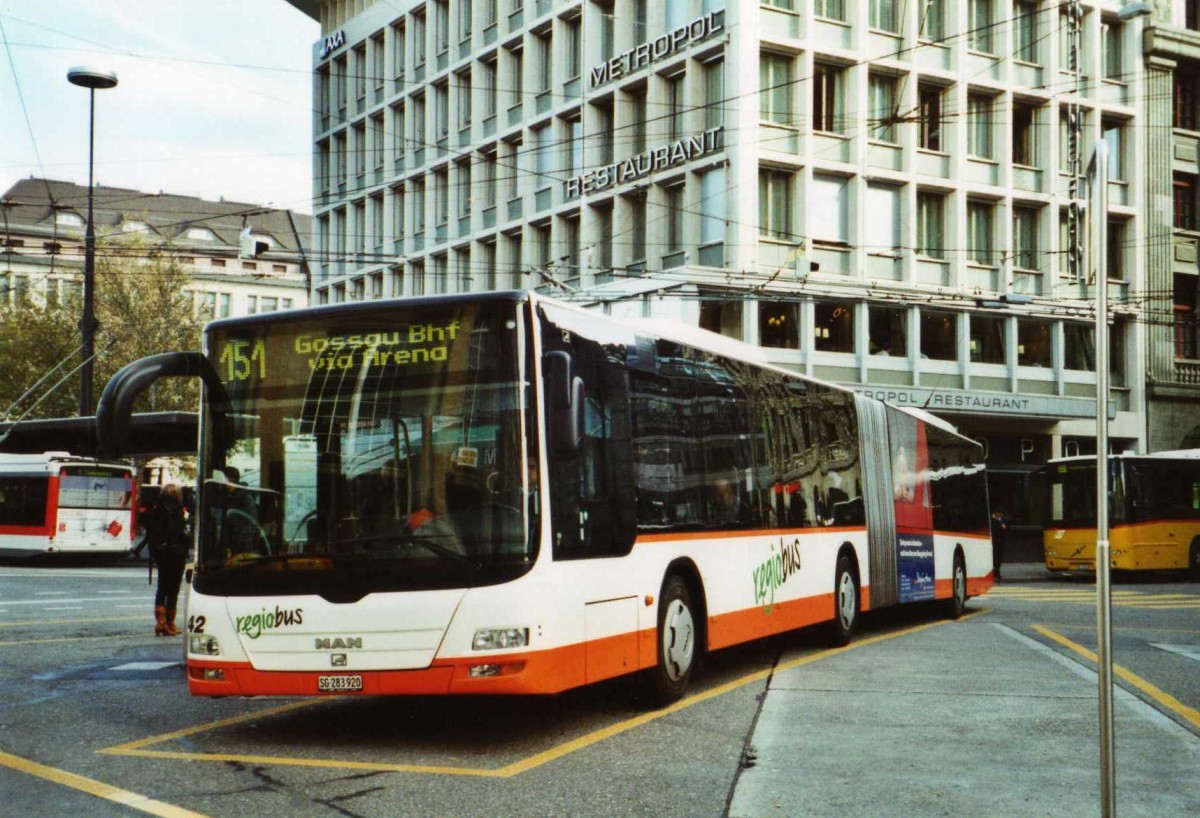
[
  {"x1": 944, "y1": 552, "x2": 967, "y2": 619},
  {"x1": 828, "y1": 555, "x2": 858, "y2": 647},
  {"x1": 644, "y1": 574, "x2": 697, "y2": 706}
]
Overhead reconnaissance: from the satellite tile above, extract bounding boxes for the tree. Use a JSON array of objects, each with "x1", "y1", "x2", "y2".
[{"x1": 0, "y1": 238, "x2": 206, "y2": 420}]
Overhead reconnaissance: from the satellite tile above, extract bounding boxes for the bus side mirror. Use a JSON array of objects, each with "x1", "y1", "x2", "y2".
[
  {"x1": 543, "y1": 351, "x2": 584, "y2": 457},
  {"x1": 97, "y1": 352, "x2": 229, "y2": 458}
]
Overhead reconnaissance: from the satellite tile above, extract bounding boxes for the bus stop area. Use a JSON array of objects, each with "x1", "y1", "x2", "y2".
[{"x1": 729, "y1": 566, "x2": 1200, "y2": 818}]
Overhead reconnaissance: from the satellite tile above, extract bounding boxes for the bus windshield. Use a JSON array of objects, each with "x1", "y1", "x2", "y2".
[
  {"x1": 1046, "y1": 460, "x2": 1126, "y2": 527},
  {"x1": 196, "y1": 299, "x2": 537, "y2": 597},
  {"x1": 58, "y1": 466, "x2": 134, "y2": 510}
]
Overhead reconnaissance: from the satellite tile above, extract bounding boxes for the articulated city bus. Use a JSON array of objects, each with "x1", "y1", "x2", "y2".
[
  {"x1": 0, "y1": 452, "x2": 135, "y2": 556},
  {"x1": 1043, "y1": 451, "x2": 1200, "y2": 577},
  {"x1": 96, "y1": 291, "x2": 992, "y2": 703}
]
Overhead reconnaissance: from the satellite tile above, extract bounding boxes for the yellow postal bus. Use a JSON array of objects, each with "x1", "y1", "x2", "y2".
[{"x1": 1043, "y1": 451, "x2": 1200, "y2": 578}]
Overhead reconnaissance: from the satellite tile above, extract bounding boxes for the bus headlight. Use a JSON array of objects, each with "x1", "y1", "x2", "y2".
[
  {"x1": 472, "y1": 627, "x2": 528, "y2": 650},
  {"x1": 189, "y1": 635, "x2": 221, "y2": 656}
]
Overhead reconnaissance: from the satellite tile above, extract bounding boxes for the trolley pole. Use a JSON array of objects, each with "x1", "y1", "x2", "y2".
[{"x1": 1088, "y1": 139, "x2": 1116, "y2": 818}]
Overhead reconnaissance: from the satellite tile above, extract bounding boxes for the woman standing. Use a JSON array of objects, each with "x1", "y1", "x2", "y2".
[{"x1": 149, "y1": 483, "x2": 189, "y2": 636}]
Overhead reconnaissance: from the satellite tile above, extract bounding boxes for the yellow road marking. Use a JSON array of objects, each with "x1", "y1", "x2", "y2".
[
  {"x1": 101, "y1": 610, "x2": 988, "y2": 778},
  {"x1": 1036, "y1": 622, "x2": 1200, "y2": 636},
  {"x1": 1032, "y1": 625, "x2": 1200, "y2": 730},
  {"x1": 0, "y1": 749, "x2": 211, "y2": 818},
  {"x1": 0, "y1": 632, "x2": 155, "y2": 648},
  {"x1": 0, "y1": 616, "x2": 142, "y2": 629}
]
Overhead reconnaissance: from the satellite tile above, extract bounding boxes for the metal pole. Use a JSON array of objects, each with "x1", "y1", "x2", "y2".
[
  {"x1": 80, "y1": 87, "x2": 97, "y2": 417},
  {"x1": 1089, "y1": 139, "x2": 1116, "y2": 818}
]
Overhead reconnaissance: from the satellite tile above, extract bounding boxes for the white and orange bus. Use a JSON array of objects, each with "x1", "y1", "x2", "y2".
[
  {"x1": 0, "y1": 452, "x2": 136, "y2": 556},
  {"x1": 96, "y1": 292, "x2": 992, "y2": 703}
]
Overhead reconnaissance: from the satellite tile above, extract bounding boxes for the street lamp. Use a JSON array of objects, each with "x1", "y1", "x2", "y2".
[{"x1": 67, "y1": 65, "x2": 118, "y2": 417}]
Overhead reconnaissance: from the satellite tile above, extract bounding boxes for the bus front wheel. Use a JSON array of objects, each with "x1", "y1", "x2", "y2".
[
  {"x1": 644, "y1": 574, "x2": 696, "y2": 706},
  {"x1": 828, "y1": 555, "x2": 858, "y2": 647}
]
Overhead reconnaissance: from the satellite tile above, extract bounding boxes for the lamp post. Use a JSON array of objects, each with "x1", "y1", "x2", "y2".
[{"x1": 67, "y1": 65, "x2": 117, "y2": 417}]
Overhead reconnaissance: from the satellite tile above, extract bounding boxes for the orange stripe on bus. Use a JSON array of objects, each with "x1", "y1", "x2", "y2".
[{"x1": 636, "y1": 527, "x2": 865, "y2": 544}]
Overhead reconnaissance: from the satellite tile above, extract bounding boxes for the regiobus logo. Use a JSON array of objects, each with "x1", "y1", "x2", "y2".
[{"x1": 235, "y1": 606, "x2": 303, "y2": 639}]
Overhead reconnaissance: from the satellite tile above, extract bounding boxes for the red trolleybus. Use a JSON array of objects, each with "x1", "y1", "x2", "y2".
[
  {"x1": 96, "y1": 292, "x2": 992, "y2": 703},
  {"x1": 0, "y1": 452, "x2": 135, "y2": 556}
]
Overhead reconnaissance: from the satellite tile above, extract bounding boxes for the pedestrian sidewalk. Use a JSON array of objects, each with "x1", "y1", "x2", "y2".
[{"x1": 728, "y1": 613, "x2": 1199, "y2": 817}]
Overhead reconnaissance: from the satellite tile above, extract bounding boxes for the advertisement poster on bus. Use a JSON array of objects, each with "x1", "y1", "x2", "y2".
[{"x1": 890, "y1": 413, "x2": 934, "y2": 602}]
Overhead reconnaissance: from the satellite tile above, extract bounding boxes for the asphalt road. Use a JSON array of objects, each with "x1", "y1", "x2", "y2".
[{"x1": 0, "y1": 558, "x2": 1196, "y2": 817}]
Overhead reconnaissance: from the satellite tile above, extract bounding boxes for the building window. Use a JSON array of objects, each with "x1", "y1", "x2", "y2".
[
  {"x1": 508, "y1": 46, "x2": 523, "y2": 109},
  {"x1": 763, "y1": 52, "x2": 792, "y2": 124},
  {"x1": 1175, "y1": 274, "x2": 1199, "y2": 358},
  {"x1": 630, "y1": 87, "x2": 647, "y2": 153},
  {"x1": 434, "y1": 1, "x2": 449, "y2": 54},
  {"x1": 392, "y1": 21, "x2": 406, "y2": 81},
  {"x1": 665, "y1": 185, "x2": 684, "y2": 255},
  {"x1": 1017, "y1": 319, "x2": 1051, "y2": 367},
  {"x1": 628, "y1": 195, "x2": 647, "y2": 265},
  {"x1": 759, "y1": 302, "x2": 799, "y2": 350},
  {"x1": 1014, "y1": 1, "x2": 1039, "y2": 62},
  {"x1": 915, "y1": 0, "x2": 942, "y2": 38},
  {"x1": 814, "y1": 301, "x2": 855, "y2": 353},
  {"x1": 371, "y1": 114, "x2": 385, "y2": 170},
  {"x1": 535, "y1": 30, "x2": 552, "y2": 93},
  {"x1": 917, "y1": 191, "x2": 945, "y2": 259},
  {"x1": 1064, "y1": 323, "x2": 1096, "y2": 371},
  {"x1": 759, "y1": 170, "x2": 793, "y2": 240},
  {"x1": 918, "y1": 85, "x2": 942, "y2": 151},
  {"x1": 434, "y1": 82, "x2": 449, "y2": 139},
  {"x1": 566, "y1": 16, "x2": 581, "y2": 79},
  {"x1": 969, "y1": 315, "x2": 1006, "y2": 364},
  {"x1": 481, "y1": 58, "x2": 497, "y2": 120},
  {"x1": 460, "y1": 0, "x2": 473, "y2": 42},
  {"x1": 1103, "y1": 119, "x2": 1124, "y2": 182},
  {"x1": 810, "y1": 174, "x2": 848, "y2": 245},
  {"x1": 865, "y1": 183, "x2": 900, "y2": 256},
  {"x1": 869, "y1": 305, "x2": 906, "y2": 356},
  {"x1": 813, "y1": 64, "x2": 844, "y2": 133},
  {"x1": 1107, "y1": 218, "x2": 1126, "y2": 281},
  {"x1": 704, "y1": 58, "x2": 724, "y2": 130},
  {"x1": 969, "y1": 0, "x2": 993, "y2": 53},
  {"x1": 699, "y1": 296, "x2": 742, "y2": 341},
  {"x1": 920, "y1": 311, "x2": 956, "y2": 361},
  {"x1": 868, "y1": 74, "x2": 897, "y2": 142},
  {"x1": 967, "y1": 201, "x2": 995, "y2": 266},
  {"x1": 456, "y1": 70, "x2": 472, "y2": 130},
  {"x1": 869, "y1": 0, "x2": 898, "y2": 33},
  {"x1": 815, "y1": 0, "x2": 845, "y2": 22},
  {"x1": 534, "y1": 124, "x2": 553, "y2": 179},
  {"x1": 392, "y1": 184, "x2": 406, "y2": 241},
  {"x1": 700, "y1": 167, "x2": 726, "y2": 246},
  {"x1": 1102, "y1": 21, "x2": 1122, "y2": 81},
  {"x1": 1013, "y1": 205, "x2": 1040, "y2": 271},
  {"x1": 1189, "y1": 0, "x2": 1200, "y2": 30},
  {"x1": 457, "y1": 162, "x2": 472, "y2": 218},
  {"x1": 667, "y1": 72, "x2": 685, "y2": 141},
  {"x1": 413, "y1": 11, "x2": 426, "y2": 66},
  {"x1": 967, "y1": 93, "x2": 993, "y2": 159},
  {"x1": 1175, "y1": 173, "x2": 1197, "y2": 231},
  {"x1": 1013, "y1": 102, "x2": 1037, "y2": 166},
  {"x1": 1176, "y1": 69, "x2": 1200, "y2": 131}
]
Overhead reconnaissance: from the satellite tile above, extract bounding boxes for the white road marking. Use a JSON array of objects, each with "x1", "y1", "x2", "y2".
[
  {"x1": 1151, "y1": 644, "x2": 1200, "y2": 662},
  {"x1": 34, "y1": 591, "x2": 68, "y2": 596},
  {"x1": 43, "y1": 607, "x2": 83, "y2": 611},
  {"x1": 109, "y1": 661, "x2": 179, "y2": 672},
  {"x1": 0, "y1": 597, "x2": 155, "y2": 606}
]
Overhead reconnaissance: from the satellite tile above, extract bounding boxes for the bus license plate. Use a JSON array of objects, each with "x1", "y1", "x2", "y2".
[{"x1": 318, "y1": 675, "x2": 362, "y2": 692}]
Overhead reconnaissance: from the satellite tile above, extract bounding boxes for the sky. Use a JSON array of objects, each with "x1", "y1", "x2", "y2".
[{"x1": 0, "y1": 1, "x2": 320, "y2": 214}]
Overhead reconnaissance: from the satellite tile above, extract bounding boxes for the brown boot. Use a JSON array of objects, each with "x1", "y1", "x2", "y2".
[
  {"x1": 154, "y1": 605, "x2": 168, "y2": 636},
  {"x1": 164, "y1": 608, "x2": 181, "y2": 636}
]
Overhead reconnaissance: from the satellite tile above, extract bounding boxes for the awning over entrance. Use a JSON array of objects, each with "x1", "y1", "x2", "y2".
[{"x1": 0, "y1": 412, "x2": 198, "y2": 458}]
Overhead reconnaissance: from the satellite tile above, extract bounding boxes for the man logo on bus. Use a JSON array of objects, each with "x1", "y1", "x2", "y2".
[{"x1": 753, "y1": 538, "x2": 803, "y2": 614}]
